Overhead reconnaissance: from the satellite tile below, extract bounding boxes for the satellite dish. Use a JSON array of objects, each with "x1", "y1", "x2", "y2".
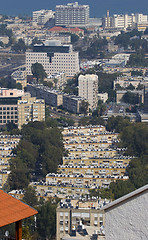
[{"x1": 5, "y1": 231, "x2": 9, "y2": 237}]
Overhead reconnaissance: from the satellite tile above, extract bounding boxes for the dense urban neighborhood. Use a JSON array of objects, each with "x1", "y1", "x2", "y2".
[{"x1": 0, "y1": 2, "x2": 147, "y2": 240}]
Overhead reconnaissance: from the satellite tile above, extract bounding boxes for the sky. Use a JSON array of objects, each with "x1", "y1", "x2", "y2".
[{"x1": 0, "y1": 0, "x2": 148, "y2": 17}]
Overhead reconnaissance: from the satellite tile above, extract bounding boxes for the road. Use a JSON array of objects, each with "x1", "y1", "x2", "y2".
[{"x1": 0, "y1": 53, "x2": 25, "y2": 78}]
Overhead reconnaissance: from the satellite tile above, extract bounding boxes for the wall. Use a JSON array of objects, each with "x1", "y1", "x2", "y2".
[{"x1": 105, "y1": 191, "x2": 148, "y2": 240}]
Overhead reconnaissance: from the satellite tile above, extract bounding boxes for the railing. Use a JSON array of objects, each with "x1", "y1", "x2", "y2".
[{"x1": 0, "y1": 236, "x2": 15, "y2": 240}]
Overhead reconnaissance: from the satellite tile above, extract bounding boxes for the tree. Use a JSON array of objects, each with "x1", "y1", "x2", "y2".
[
  {"x1": 37, "y1": 201, "x2": 57, "y2": 239},
  {"x1": 122, "y1": 91, "x2": 139, "y2": 104},
  {"x1": 79, "y1": 100, "x2": 89, "y2": 114},
  {"x1": 31, "y1": 63, "x2": 47, "y2": 83},
  {"x1": 23, "y1": 186, "x2": 38, "y2": 207},
  {"x1": 12, "y1": 39, "x2": 27, "y2": 53}
]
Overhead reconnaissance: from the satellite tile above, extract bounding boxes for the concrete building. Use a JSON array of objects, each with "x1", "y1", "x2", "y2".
[
  {"x1": 103, "y1": 12, "x2": 148, "y2": 30},
  {"x1": 56, "y1": 198, "x2": 108, "y2": 240},
  {"x1": 103, "y1": 184, "x2": 148, "y2": 240},
  {"x1": 17, "y1": 95, "x2": 45, "y2": 129},
  {"x1": 32, "y1": 10, "x2": 54, "y2": 25},
  {"x1": 26, "y1": 42, "x2": 79, "y2": 77},
  {"x1": 63, "y1": 94, "x2": 85, "y2": 113},
  {"x1": 55, "y1": 2, "x2": 89, "y2": 27},
  {"x1": 0, "y1": 88, "x2": 45, "y2": 129},
  {"x1": 31, "y1": 126, "x2": 131, "y2": 199},
  {"x1": 0, "y1": 134, "x2": 21, "y2": 188},
  {"x1": 78, "y1": 74, "x2": 98, "y2": 110}
]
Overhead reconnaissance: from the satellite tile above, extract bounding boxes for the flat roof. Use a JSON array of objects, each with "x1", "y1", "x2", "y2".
[
  {"x1": 102, "y1": 184, "x2": 148, "y2": 211},
  {"x1": 0, "y1": 190, "x2": 38, "y2": 227}
]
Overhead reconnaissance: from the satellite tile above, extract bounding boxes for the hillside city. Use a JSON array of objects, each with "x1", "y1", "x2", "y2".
[{"x1": 0, "y1": 2, "x2": 148, "y2": 240}]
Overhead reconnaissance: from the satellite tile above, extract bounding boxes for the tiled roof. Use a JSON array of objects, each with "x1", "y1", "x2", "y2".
[{"x1": 0, "y1": 190, "x2": 38, "y2": 227}]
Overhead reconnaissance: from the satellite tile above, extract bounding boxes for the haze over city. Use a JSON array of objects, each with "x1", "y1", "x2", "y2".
[{"x1": 0, "y1": 0, "x2": 148, "y2": 17}]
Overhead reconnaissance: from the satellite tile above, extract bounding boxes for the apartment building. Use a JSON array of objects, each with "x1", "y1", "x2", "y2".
[
  {"x1": 55, "y1": 2, "x2": 89, "y2": 27},
  {"x1": 32, "y1": 9, "x2": 54, "y2": 25},
  {"x1": 0, "y1": 88, "x2": 45, "y2": 129},
  {"x1": 30, "y1": 125, "x2": 131, "y2": 199},
  {"x1": 0, "y1": 134, "x2": 21, "y2": 188},
  {"x1": 63, "y1": 94, "x2": 85, "y2": 113},
  {"x1": 27, "y1": 84, "x2": 63, "y2": 107},
  {"x1": 17, "y1": 95, "x2": 45, "y2": 129},
  {"x1": 26, "y1": 42, "x2": 79, "y2": 77},
  {"x1": 103, "y1": 12, "x2": 148, "y2": 30},
  {"x1": 114, "y1": 75, "x2": 148, "y2": 90},
  {"x1": 27, "y1": 84, "x2": 85, "y2": 113},
  {"x1": 78, "y1": 74, "x2": 98, "y2": 110},
  {"x1": 56, "y1": 198, "x2": 108, "y2": 240}
]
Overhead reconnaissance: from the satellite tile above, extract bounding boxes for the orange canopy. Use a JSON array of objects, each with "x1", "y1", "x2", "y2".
[{"x1": 0, "y1": 190, "x2": 38, "y2": 227}]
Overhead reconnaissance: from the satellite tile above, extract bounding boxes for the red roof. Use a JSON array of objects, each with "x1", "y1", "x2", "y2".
[
  {"x1": 70, "y1": 27, "x2": 84, "y2": 32},
  {"x1": 49, "y1": 26, "x2": 67, "y2": 32},
  {"x1": 0, "y1": 190, "x2": 38, "y2": 227}
]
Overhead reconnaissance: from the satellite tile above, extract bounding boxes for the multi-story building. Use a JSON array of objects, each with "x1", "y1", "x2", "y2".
[
  {"x1": 78, "y1": 74, "x2": 98, "y2": 110},
  {"x1": 17, "y1": 95, "x2": 45, "y2": 129},
  {"x1": 0, "y1": 134, "x2": 21, "y2": 188},
  {"x1": 32, "y1": 9, "x2": 54, "y2": 25},
  {"x1": 63, "y1": 94, "x2": 85, "y2": 113},
  {"x1": 31, "y1": 125, "x2": 131, "y2": 199},
  {"x1": 55, "y1": 2, "x2": 89, "y2": 27},
  {"x1": 0, "y1": 88, "x2": 45, "y2": 129},
  {"x1": 103, "y1": 12, "x2": 148, "y2": 30},
  {"x1": 56, "y1": 198, "x2": 108, "y2": 240},
  {"x1": 26, "y1": 42, "x2": 79, "y2": 77}
]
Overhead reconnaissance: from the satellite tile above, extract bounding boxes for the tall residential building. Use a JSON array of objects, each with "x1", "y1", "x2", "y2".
[
  {"x1": 78, "y1": 74, "x2": 98, "y2": 110},
  {"x1": 55, "y1": 2, "x2": 89, "y2": 27},
  {"x1": 26, "y1": 42, "x2": 79, "y2": 77},
  {"x1": 0, "y1": 88, "x2": 45, "y2": 129}
]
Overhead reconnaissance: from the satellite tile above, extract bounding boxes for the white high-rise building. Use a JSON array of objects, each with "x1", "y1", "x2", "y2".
[
  {"x1": 78, "y1": 74, "x2": 98, "y2": 110},
  {"x1": 26, "y1": 41, "x2": 79, "y2": 77},
  {"x1": 55, "y1": 2, "x2": 89, "y2": 27}
]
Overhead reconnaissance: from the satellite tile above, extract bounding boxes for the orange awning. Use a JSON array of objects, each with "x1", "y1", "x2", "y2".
[{"x1": 0, "y1": 190, "x2": 38, "y2": 227}]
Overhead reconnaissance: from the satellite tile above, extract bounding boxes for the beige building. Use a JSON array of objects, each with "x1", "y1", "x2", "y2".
[
  {"x1": 78, "y1": 74, "x2": 98, "y2": 110},
  {"x1": 17, "y1": 95, "x2": 45, "y2": 129},
  {"x1": 31, "y1": 125, "x2": 131, "y2": 199},
  {"x1": 56, "y1": 198, "x2": 108, "y2": 240},
  {"x1": 0, "y1": 88, "x2": 45, "y2": 129}
]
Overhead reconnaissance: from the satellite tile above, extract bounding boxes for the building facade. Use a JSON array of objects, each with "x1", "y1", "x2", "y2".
[
  {"x1": 26, "y1": 43, "x2": 79, "y2": 77},
  {"x1": 78, "y1": 74, "x2": 98, "y2": 110},
  {"x1": 0, "y1": 88, "x2": 45, "y2": 129},
  {"x1": 55, "y1": 2, "x2": 89, "y2": 27}
]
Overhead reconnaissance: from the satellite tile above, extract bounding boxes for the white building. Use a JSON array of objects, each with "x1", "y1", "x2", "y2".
[
  {"x1": 26, "y1": 41, "x2": 79, "y2": 77},
  {"x1": 55, "y1": 2, "x2": 89, "y2": 27},
  {"x1": 103, "y1": 12, "x2": 148, "y2": 30},
  {"x1": 32, "y1": 9, "x2": 54, "y2": 25},
  {"x1": 103, "y1": 184, "x2": 148, "y2": 240},
  {"x1": 78, "y1": 74, "x2": 98, "y2": 110}
]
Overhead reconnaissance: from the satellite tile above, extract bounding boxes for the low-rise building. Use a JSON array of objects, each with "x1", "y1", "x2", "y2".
[{"x1": 56, "y1": 198, "x2": 109, "y2": 240}]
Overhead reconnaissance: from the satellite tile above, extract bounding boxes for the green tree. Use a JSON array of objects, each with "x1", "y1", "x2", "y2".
[
  {"x1": 12, "y1": 38, "x2": 27, "y2": 53},
  {"x1": 79, "y1": 100, "x2": 89, "y2": 114},
  {"x1": 122, "y1": 91, "x2": 139, "y2": 104},
  {"x1": 31, "y1": 63, "x2": 47, "y2": 83},
  {"x1": 37, "y1": 201, "x2": 57, "y2": 239},
  {"x1": 23, "y1": 186, "x2": 38, "y2": 207}
]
